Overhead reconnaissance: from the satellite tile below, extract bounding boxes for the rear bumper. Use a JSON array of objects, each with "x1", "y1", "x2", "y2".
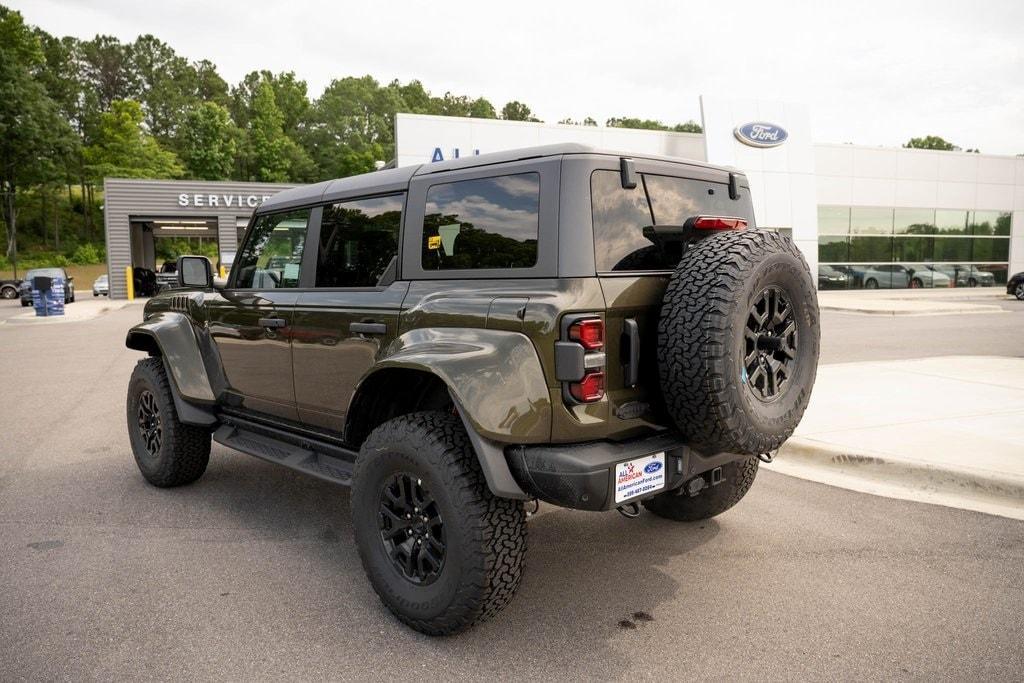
[{"x1": 506, "y1": 432, "x2": 746, "y2": 511}]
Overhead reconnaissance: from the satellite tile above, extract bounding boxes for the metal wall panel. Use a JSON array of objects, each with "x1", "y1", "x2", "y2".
[{"x1": 103, "y1": 178, "x2": 294, "y2": 298}]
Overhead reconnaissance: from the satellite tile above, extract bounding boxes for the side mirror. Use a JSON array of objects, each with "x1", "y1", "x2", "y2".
[{"x1": 177, "y1": 255, "x2": 213, "y2": 289}]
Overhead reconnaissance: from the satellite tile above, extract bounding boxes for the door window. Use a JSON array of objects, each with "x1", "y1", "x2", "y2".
[
  {"x1": 233, "y1": 209, "x2": 310, "y2": 289},
  {"x1": 316, "y1": 195, "x2": 403, "y2": 287}
]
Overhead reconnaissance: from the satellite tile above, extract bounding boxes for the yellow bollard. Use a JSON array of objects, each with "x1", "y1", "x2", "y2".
[
  {"x1": 125, "y1": 265, "x2": 134, "y2": 300},
  {"x1": 219, "y1": 264, "x2": 226, "y2": 279}
]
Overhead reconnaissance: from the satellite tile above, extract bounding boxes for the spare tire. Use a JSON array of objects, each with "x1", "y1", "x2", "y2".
[{"x1": 657, "y1": 230, "x2": 819, "y2": 456}]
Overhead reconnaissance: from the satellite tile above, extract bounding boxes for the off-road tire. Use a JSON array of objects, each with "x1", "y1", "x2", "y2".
[
  {"x1": 643, "y1": 457, "x2": 759, "y2": 521},
  {"x1": 657, "y1": 230, "x2": 819, "y2": 456},
  {"x1": 126, "y1": 357, "x2": 211, "y2": 487},
  {"x1": 352, "y1": 412, "x2": 526, "y2": 636}
]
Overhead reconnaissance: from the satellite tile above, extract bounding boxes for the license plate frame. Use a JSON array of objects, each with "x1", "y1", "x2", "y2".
[{"x1": 613, "y1": 451, "x2": 667, "y2": 504}]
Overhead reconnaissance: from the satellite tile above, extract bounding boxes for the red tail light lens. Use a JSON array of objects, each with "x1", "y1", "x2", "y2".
[
  {"x1": 569, "y1": 370, "x2": 605, "y2": 403},
  {"x1": 568, "y1": 318, "x2": 604, "y2": 350},
  {"x1": 692, "y1": 216, "x2": 747, "y2": 231}
]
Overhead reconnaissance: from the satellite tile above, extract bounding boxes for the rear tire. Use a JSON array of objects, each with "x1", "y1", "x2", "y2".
[
  {"x1": 643, "y1": 457, "x2": 759, "y2": 521},
  {"x1": 351, "y1": 412, "x2": 526, "y2": 636},
  {"x1": 1016, "y1": 283, "x2": 1024, "y2": 301},
  {"x1": 865, "y1": 278, "x2": 878, "y2": 289},
  {"x1": 657, "y1": 230, "x2": 819, "y2": 456},
  {"x1": 126, "y1": 357, "x2": 210, "y2": 487}
]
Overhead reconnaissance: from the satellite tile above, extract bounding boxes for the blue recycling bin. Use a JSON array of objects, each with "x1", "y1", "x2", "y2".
[{"x1": 31, "y1": 275, "x2": 65, "y2": 317}]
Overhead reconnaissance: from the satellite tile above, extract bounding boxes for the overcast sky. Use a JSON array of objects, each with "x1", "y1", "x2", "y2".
[{"x1": 11, "y1": 0, "x2": 1024, "y2": 155}]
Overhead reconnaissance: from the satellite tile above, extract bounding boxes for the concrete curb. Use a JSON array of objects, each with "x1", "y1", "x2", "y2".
[
  {"x1": 768, "y1": 438, "x2": 1024, "y2": 520},
  {"x1": 818, "y1": 304, "x2": 1006, "y2": 317}
]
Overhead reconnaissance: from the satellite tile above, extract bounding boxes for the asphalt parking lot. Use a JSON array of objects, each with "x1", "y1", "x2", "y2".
[{"x1": 1, "y1": 300, "x2": 1023, "y2": 680}]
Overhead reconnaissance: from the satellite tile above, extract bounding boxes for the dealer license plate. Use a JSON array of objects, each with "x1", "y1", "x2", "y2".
[{"x1": 614, "y1": 452, "x2": 666, "y2": 504}]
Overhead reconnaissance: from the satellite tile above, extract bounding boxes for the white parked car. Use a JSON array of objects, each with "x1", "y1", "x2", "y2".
[{"x1": 92, "y1": 274, "x2": 109, "y2": 296}]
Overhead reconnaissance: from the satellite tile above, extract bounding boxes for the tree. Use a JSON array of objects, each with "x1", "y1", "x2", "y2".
[
  {"x1": 305, "y1": 75, "x2": 398, "y2": 177},
  {"x1": 607, "y1": 117, "x2": 702, "y2": 133},
  {"x1": 468, "y1": 97, "x2": 497, "y2": 119},
  {"x1": 244, "y1": 81, "x2": 291, "y2": 182},
  {"x1": 179, "y1": 102, "x2": 237, "y2": 180},
  {"x1": 0, "y1": 7, "x2": 76, "y2": 271},
  {"x1": 193, "y1": 59, "x2": 229, "y2": 107},
  {"x1": 83, "y1": 100, "x2": 184, "y2": 179},
  {"x1": 558, "y1": 117, "x2": 598, "y2": 126},
  {"x1": 127, "y1": 35, "x2": 196, "y2": 142},
  {"x1": 904, "y1": 135, "x2": 959, "y2": 151},
  {"x1": 501, "y1": 100, "x2": 540, "y2": 122}
]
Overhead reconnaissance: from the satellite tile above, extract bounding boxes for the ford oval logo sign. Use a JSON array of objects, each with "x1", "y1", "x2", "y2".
[
  {"x1": 734, "y1": 122, "x2": 789, "y2": 148},
  {"x1": 644, "y1": 461, "x2": 663, "y2": 474}
]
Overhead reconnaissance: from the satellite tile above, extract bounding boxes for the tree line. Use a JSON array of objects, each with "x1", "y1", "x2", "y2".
[{"x1": 0, "y1": 5, "x2": 702, "y2": 267}]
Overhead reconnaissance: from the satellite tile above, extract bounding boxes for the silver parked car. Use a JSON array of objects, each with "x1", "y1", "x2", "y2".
[{"x1": 92, "y1": 274, "x2": 109, "y2": 296}]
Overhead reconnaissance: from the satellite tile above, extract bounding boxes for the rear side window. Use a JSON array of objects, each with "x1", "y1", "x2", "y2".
[
  {"x1": 421, "y1": 173, "x2": 540, "y2": 270},
  {"x1": 591, "y1": 170, "x2": 756, "y2": 272},
  {"x1": 316, "y1": 195, "x2": 402, "y2": 287}
]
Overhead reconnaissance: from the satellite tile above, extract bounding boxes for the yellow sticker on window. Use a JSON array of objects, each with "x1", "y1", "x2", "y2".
[{"x1": 427, "y1": 235, "x2": 442, "y2": 250}]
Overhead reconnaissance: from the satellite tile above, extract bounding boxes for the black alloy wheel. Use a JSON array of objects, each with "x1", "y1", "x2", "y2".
[
  {"x1": 136, "y1": 389, "x2": 162, "y2": 458},
  {"x1": 378, "y1": 473, "x2": 446, "y2": 585},
  {"x1": 743, "y1": 286, "x2": 797, "y2": 402}
]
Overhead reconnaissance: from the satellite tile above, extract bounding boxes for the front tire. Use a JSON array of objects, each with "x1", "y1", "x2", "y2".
[
  {"x1": 351, "y1": 412, "x2": 526, "y2": 636},
  {"x1": 643, "y1": 458, "x2": 759, "y2": 521},
  {"x1": 1016, "y1": 283, "x2": 1024, "y2": 301},
  {"x1": 126, "y1": 357, "x2": 211, "y2": 487}
]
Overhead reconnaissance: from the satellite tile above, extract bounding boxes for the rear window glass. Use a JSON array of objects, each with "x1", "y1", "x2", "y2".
[
  {"x1": 421, "y1": 173, "x2": 540, "y2": 270},
  {"x1": 591, "y1": 170, "x2": 756, "y2": 272}
]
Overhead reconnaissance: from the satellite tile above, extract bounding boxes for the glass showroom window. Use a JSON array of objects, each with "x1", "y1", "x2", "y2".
[{"x1": 817, "y1": 205, "x2": 1012, "y2": 290}]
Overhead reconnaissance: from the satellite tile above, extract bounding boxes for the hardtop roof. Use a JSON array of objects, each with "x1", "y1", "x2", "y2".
[{"x1": 257, "y1": 143, "x2": 738, "y2": 212}]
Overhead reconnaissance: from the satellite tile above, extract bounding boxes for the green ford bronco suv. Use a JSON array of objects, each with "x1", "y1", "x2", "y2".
[{"x1": 125, "y1": 144, "x2": 819, "y2": 635}]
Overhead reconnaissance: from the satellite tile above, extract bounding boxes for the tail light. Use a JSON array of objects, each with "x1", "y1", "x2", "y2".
[
  {"x1": 569, "y1": 370, "x2": 605, "y2": 403},
  {"x1": 692, "y1": 216, "x2": 747, "y2": 231},
  {"x1": 568, "y1": 318, "x2": 604, "y2": 350},
  {"x1": 557, "y1": 315, "x2": 606, "y2": 404}
]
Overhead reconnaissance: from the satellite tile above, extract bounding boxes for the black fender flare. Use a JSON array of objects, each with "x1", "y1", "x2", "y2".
[{"x1": 125, "y1": 312, "x2": 217, "y2": 427}]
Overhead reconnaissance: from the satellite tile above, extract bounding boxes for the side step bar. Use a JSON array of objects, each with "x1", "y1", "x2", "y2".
[{"x1": 213, "y1": 415, "x2": 357, "y2": 486}]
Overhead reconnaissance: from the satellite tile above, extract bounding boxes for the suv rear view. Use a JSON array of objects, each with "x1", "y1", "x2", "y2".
[{"x1": 124, "y1": 144, "x2": 819, "y2": 635}]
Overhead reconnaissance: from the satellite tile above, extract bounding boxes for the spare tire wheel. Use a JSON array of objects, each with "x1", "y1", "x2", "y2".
[{"x1": 657, "y1": 230, "x2": 819, "y2": 456}]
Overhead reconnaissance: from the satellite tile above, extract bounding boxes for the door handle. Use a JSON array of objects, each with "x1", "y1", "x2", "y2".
[
  {"x1": 350, "y1": 322, "x2": 387, "y2": 335},
  {"x1": 259, "y1": 317, "x2": 287, "y2": 329},
  {"x1": 622, "y1": 318, "x2": 640, "y2": 388}
]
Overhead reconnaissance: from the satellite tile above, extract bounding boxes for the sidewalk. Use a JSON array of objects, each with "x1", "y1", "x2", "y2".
[
  {"x1": 770, "y1": 356, "x2": 1024, "y2": 519},
  {"x1": 817, "y1": 287, "x2": 1008, "y2": 316},
  {"x1": 1, "y1": 297, "x2": 137, "y2": 325}
]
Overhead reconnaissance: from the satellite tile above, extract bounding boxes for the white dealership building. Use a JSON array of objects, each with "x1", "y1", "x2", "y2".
[
  {"x1": 396, "y1": 98, "x2": 1023, "y2": 290},
  {"x1": 102, "y1": 96, "x2": 1022, "y2": 297}
]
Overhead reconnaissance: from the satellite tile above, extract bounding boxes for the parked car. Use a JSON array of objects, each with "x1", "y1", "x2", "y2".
[
  {"x1": 858, "y1": 264, "x2": 909, "y2": 289},
  {"x1": 817, "y1": 265, "x2": 849, "y2": 289},
  {"x1": 124, "y1": 145, "x2": 821, "y2": 636},
  {"x1": 92, "y1": 274, "x2": 109, "y2": 296},
  {"x1": 18, "y1": 267, "x2": 75, "y2": 306},
  {"x1": 903, "y1": 264, "x2": 952, "y2": 288},
  {"x1": 132, "y1": 267, "x2": 159, "y2": 297},
  {"x1": 1007, "y1": 271, "x2": 1024, "y2": 300},
  {"x1": 0, "y1": 279, "x2": 20, "y2": 300},
  {"x1": 155, "y1": 261, "x2": 178, "y2": 293},
  {"x1": 930, "y1": 264, "x2": 996, "y2": 287}
]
